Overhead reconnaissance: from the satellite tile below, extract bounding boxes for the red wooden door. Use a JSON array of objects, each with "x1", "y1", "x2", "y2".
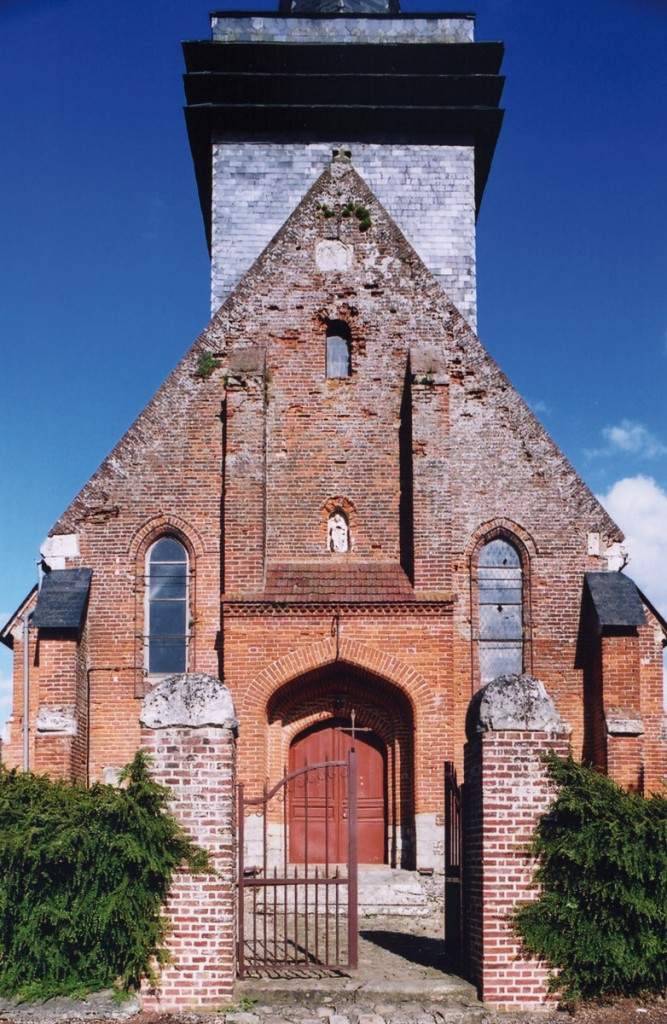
[{"x1": 289, "y1": 721, "x2": 386, "y2": 864}]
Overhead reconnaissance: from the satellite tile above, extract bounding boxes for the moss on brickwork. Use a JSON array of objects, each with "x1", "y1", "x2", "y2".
[
  {"x1": 318, "y1": 198, "x2": 372, "y2": 232},
  {"x1": 194, "y1": 350, "x2": 221, "y2": 378}
]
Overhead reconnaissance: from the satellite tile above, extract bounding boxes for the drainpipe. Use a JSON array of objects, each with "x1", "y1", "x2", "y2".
[
  {"x1": 22, "y1": 613, "x2": 31, "y2": 772},
  {"x1": 22, "y1": 555, "x2": 46, "y2": 773}
]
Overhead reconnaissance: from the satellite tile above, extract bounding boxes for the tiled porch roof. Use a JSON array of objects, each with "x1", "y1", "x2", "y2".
[{"x1": 261, "y1": 561, "x2": 415, "y2": 602}]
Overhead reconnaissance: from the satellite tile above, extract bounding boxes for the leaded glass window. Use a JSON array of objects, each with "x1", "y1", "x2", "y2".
[
  {"x1": 478, "y1": 538, "x2": 523, "y2": 683},
  {"x1": 146, "y1": 537, "x2": 188, "y2": 675}
]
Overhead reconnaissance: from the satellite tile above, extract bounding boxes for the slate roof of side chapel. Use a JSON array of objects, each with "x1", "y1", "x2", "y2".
[{"x1": 49, "y1": 161, "x2": 621, "y2": 548}]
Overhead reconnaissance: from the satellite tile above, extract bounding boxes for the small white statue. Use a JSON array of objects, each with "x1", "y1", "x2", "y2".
[{"x1": 328, "y1": 512, "x2": 349, "y2": 553}]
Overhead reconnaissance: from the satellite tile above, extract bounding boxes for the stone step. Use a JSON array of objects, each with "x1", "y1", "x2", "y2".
[
  {"x1": 236, "y1": 976, "x2": 479, "y2": 1008},
  {"x1": 250, "y1": 868, "x2": 439, "y2": 918},
  {"x1": 358, "y1": 867, "x2": 437, "y2": 918}
]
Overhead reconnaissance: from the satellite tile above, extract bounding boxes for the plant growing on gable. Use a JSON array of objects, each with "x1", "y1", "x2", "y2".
[
  {"x1": 317, "y1": 199, "x2": 372, "y2": 233},
  {"x1": 194, "y1": 350, "x2": 221, "y2": 379},
  {"x1": 0, "y1": 751, "x2": 209, "y2": 1001},
  {"x1": 341, "y1": 201, "x2": 372, "y2": 232},
  {"x1": 514, "y1": 754, "x2": 667, "y2": 1003}
]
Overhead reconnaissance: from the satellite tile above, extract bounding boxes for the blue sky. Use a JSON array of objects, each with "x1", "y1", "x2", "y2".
[{"x1": 1, "y1": 0, "x2": 666, "y2": 729}]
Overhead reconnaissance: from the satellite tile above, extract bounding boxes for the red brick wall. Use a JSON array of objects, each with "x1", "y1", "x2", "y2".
[
  {"x1": 639, "y1": 610, "x2": 667, "y2": 794},
  {"x1": 582, "y1": 614, "x2": 666, "y2": 795},
  {"x1": 33, "y1": 734, "x2": 75, "y2": 781},
  {"x1": 224, "y1": 615, "x2": 455, "y2": 820},
  {"x1": 601, "y1": 631, "x2": 642, "y2": 791},
  {"x1": 5, "y1": 161, "x2": 664, "y2": 834},
  {"x1": 33, "y1": 635, "x2": 78, "y2": 780},
  {"x1": 140, "y1": 724, "x2": 236, "y2": 1010},
  {"x1": 601, "y1": 632, "x2": 641, "y2": 710},
  {"x1": 464, "y1": 730, "x2": 570, "y2": 1009}
]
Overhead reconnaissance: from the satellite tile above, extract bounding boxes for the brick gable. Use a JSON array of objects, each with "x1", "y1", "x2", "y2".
[
  {"x1": 6, "y1": 156, "x2": 663, "y2": 830},
  {"x1": 50, "y1": 159, "x2": 619, "y2": 553}
]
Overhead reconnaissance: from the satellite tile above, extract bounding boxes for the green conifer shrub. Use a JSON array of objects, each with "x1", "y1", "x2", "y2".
[
  {"x1": 0, "y1": 751, "x2": 209, "y2": 1001},
  {"x1": 515, "y1": 754, "x2": 667, "y2": 1002}
]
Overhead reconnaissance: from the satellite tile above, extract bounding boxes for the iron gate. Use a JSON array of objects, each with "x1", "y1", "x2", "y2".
[
  {"x1": 444, "y1": 760, "x2": 463, "y2": 970},
  {"x1": 237, "y1": 749, "x2": 358, "y2": 977}
]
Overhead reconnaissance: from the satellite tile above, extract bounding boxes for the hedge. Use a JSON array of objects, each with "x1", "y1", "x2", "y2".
[
  {"x1": 515, "y1": 754, "x2": 667, "y2": 1002},
  {"x1": 0, "y1": 751, "x2": 209, "y2": 1001}
]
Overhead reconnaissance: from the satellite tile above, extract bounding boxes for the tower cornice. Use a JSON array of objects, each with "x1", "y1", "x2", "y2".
[{"x1": 183, "y1": 29, "x2": 504, "y2": 250}]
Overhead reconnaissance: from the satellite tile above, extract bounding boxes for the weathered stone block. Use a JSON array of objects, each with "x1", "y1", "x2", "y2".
[
  {"x1": 140, "y1": 672, "x2": 237, "y2": 730},
  {"x1": 466, "y1": 673, "x2": 569, "y2": 737}
]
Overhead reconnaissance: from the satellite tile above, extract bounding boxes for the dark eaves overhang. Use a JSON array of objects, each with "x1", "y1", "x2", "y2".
[
  {"x1": 0, "y1": 585, "x2": 38, "y2": 649},
  {"x1": 636, "y1": 586, "x2": 667, "y2": 639},
  {"x1": 183, "y1": 35, "x2": 504, "y2": 250},
  {"x1": 211, "y1": 10, "x2": 476, "y2": 18},
  {"x1": 31, "y1": 568, "x2": 92, "y2": 633},
  {"x1": 584, "y1": 571, "x2": 646, "y2": 632}
]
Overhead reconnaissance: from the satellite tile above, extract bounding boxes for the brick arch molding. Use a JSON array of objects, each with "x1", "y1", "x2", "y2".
[
  {"x1": 464, "y1": 516, "x2": 539, "y2": 565},
  {"x1": 239, "y1": 636, "x2": 431, "y2": 718},
  {"x1": 127, "y1": 512, "x2": 206, "y2": 563}
]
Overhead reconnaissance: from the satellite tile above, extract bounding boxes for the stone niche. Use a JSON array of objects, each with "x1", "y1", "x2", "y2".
[{"x1": 327, "y1": 510, "x2": 350, "y2": 553}]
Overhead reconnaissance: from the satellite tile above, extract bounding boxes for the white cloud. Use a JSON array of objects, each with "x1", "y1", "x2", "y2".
[
  {"x1": 603, "y1": 420, "x2": 667, "y2": 458},
  {"x1": 587, "y1": 420, "x2": 667, "y2": 460},
  {"x1": 599, "y1": 475, "x2": 667, "y2": 614},
  {"x1": 598, "y1": 476, "x2": 667, "y2": 703},
  {"x1": 527, "y1": 398, "x2": 551, "y2": 417}
]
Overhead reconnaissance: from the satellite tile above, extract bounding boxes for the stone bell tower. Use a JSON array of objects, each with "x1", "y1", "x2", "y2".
[{"x1": 183, "y1": 1, "x2": 504, "y2": 329}]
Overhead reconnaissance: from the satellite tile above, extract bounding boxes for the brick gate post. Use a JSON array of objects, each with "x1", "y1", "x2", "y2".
[
  {"x1": 139, "y1": 673, "x2": 238, "y2": 1010},
  {"x1": 463, "y1": 674, "x2": 570, "y2": 1010}
]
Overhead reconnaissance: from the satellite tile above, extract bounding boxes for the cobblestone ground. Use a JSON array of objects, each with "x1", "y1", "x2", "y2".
[
  {"x1": 2, "y1": 989, "x2": 666, "y2": 1024},
  {"x1": 240, "y1": 912, "x2": 452, "y2": 981},
  {"x1": 1, "y1": 916, "x2": 665, "y2": 1024},
  {"x1": 215, "y1": 999, "x2": 667, "y2": 1024},
  {"x1": 356, "y1": 915, "x2": 457, "y2": 979}
]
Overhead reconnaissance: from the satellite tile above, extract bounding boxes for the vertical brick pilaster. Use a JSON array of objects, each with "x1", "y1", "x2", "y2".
[
  {"x1": 410, "y1": 372, "x2": 450, "y2": 593},
  {"x1": 223, "y1": 371, "x2": 266, "y2": 594},
  {"x1": 139, "y1": 674, "x2": 237, "y2": 1011},
  {"x1": 637, "y1": 614, "x2": 667, "y2": 794},
  {"x1": 463, "y1": 675, "x2": 570, "y2": 1010},
  {"x1": 33, "y1": 634, "x2": 80, "y2": 780},
  {"x1": 599, "y1": 631, "x2": 643, "y2": 791}
]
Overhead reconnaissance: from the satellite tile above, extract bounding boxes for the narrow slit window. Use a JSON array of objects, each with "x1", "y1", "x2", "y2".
[
  {"x1": 478, "y1": 538, "x2": 523, "y2": 683},
  {"x1": 326, "y1": 320, "x2": 351, "y2": 378},
  {"x1": 146, "y1": 537, "x2": 188, "y2": 675}
]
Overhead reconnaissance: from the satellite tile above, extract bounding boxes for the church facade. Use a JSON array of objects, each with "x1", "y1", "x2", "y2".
[{"x1": 2, "y1": 1, "x2": 666, "y2": 893}]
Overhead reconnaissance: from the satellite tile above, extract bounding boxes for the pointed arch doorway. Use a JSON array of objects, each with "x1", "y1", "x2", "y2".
[
  {"x1": 268, "y1": 662, "x2": 415, "y2": 869},
  {"x1": 289, "y1": 718, "x2": 386, "y2": 864}
]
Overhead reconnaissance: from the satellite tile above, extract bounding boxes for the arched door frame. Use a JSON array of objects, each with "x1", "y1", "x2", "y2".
[{"x1": 268, "y1": 663, "x2": 415, "y2": 869}]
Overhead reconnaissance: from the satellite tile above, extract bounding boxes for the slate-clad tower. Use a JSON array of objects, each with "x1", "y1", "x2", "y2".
[{"x1": 183, "y1": 1, "x2": 504, "y2": 326}]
